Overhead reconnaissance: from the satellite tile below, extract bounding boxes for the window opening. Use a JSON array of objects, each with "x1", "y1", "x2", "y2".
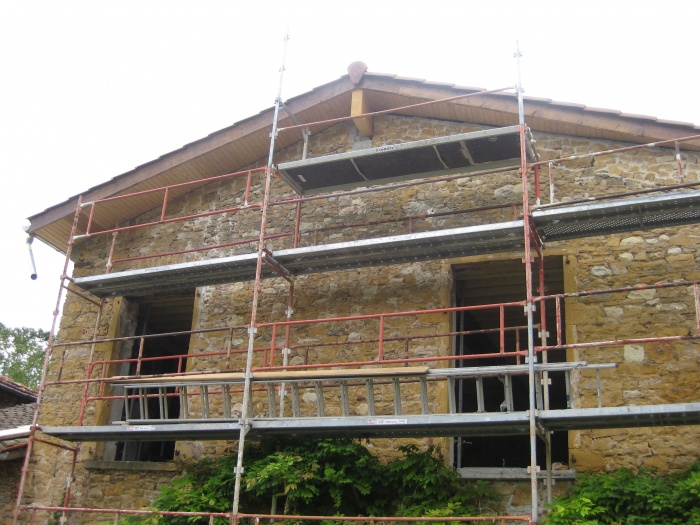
[
  {"x1": 453, "y1": 258, "x2": 567, "y2": 469},
  {"x1": 111, "y1": 291, "x2": 195, "y2": 462}
]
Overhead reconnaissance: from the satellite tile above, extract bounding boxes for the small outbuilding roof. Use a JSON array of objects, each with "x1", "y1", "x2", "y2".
[
  {"x1": 0, "y1": 403, "x2": 35, "y2": 461},
  {"x1": 0, "y1": 403, "x2": 34, "y2": 432},
  {"x1": 0, "y1": 376, "x2": 37, "y2": 403}
]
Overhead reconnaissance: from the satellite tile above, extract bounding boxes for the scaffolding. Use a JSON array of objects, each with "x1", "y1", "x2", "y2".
[{"x1": 12, "y1": 76, "x2": 700, "y2": 525}]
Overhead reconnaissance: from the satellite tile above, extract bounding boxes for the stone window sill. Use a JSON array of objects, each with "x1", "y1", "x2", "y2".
[
  {"x1": 84, "y1": 460, "x2": 182, "y2": 472},
  {"x1": 457, "y1": 467, "x2": 576, "y2": 480}
]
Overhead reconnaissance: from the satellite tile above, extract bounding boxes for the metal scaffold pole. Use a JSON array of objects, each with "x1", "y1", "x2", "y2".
[
  {"x1": 515, "y1": 42, "x2": 539, "y2": 524},
  {"x1": 231, "y1": 31, "x2": 290, "y2": 517},
  {"x1": 13, "y1": 197, "x2": 85, "y2": 525}
]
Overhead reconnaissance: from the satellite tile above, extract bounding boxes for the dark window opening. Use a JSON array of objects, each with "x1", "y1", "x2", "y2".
[
  {"x1": 453, "y1": 258, "x2": 568, "y2": 469},
  {"x1": 112, "y1": 291, "x2": 195, "y2": 462}
]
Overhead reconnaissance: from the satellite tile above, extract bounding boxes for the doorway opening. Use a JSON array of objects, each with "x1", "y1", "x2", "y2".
[{"x1": 453, "y1": 257, "x2": 568, "y2": 469}]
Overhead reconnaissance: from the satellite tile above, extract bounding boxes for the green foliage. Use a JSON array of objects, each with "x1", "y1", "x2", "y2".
[
  {"x1": 543, "y1": 462, "x2": 700, "y2": 525},
  {"x1": 120, "y1": 438, "x2": 494, "y2": 524},
  {"x1": 244, "y1": 437, "x2": 384, "y2": 517},
  {"x1": 0, "y1": 322, "x2": 48, "y2": 389},
  {"x1": 385, "y1": 444, "x2": 490, "y2": 518}
]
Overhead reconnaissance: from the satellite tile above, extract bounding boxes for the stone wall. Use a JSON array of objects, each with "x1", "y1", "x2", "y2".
[
  {"x1": 22, "y1": 114, "x2": 700, "y2": 521},
  {"x1": 0, "y1": 459, "x2": 22, "y2": 525},
  {"x1": 536, "y1": 133, "x2": 700, "y2": 471}
]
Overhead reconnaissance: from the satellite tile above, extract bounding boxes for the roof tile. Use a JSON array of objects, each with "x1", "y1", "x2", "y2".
[
  {"x1": 0, "y1": 376, "x2": 37, "y2": 400},
  {"x1": 0, "y1": 403, "x2": 35, "y2": 432}
]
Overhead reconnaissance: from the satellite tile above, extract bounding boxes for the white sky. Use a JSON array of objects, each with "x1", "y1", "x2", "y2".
[{"x1": 1, "y1": 0, "x2": 698, "y2": 331}]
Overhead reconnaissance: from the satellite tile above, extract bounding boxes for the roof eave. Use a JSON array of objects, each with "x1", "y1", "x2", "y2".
[
  {"x1": 26, "y1": 68, "x2": 700, "y2": 253},
  {"x1": 27, "y1": 75, "x2": 359, "y2": 239}
]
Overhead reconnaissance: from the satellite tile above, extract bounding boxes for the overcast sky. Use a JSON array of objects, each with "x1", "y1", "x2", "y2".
[{"x1": 1, "y1": 0, "x2": 698, "y2": 331}]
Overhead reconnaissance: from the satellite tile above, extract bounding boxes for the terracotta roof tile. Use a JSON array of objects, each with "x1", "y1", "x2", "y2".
[
  {"x1": 391, "y1": 75, "x2": 427, "y2": 82},
  {"x1": 619, "y1": 112, "x2": 658, "y2": 121},
  {"x1": 0, "y1": 376, "x2": 37, "y2": 401},
  {"x1": 584, "y1": 106, "x2": 622, "y2": 115},
  {"x1": 656, "y1": 118, "x2": 697, "y2": 127},
  {"x1": 452, "y1": 84, "x2": 489, "y2": 91},
  {"x1": 549, "y1": 101, "x2": 587, "y2": 109}
]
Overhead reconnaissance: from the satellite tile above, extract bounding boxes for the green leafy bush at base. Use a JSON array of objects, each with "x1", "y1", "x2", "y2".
[
  {"x1": 543, "y1": 462, "x2": 700, "y2": 524},
  {"x1": 120, "y1": 438, "x2": 494, "y2": 524}
]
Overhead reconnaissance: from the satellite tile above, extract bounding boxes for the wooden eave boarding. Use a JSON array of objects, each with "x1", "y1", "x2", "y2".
[{"x1": 27, "y1": 68, "x2": 700, "y2": 253}]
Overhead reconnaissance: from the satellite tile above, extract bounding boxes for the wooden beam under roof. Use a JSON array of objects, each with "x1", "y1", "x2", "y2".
[{"x1": 351, "y1": 89, "x2": 374, "y2": 137}]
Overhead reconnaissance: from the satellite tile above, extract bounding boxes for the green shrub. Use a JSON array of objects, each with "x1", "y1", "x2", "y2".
[
  {"x1": 120, "y1": 438, "x2": 494, "y2": 524},
  {"x1": 543, "y1": 462, "x2": 700, "y2": 524}
]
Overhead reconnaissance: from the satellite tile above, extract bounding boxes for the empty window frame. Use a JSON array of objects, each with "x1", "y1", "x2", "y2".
[
  {"x1": 108, "y1": 291, "x2": 195, "y2": 462},
  {"x1": 452, "y1": 257, "x2": 568, "y2": 469}
]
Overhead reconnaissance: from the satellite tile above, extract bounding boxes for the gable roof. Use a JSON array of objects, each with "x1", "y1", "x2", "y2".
[{"x1": 27, "y1": 62, "x2": 700, "y2": 253}]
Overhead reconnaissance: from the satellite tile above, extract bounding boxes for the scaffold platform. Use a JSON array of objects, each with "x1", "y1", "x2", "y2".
[
  {"x1": 277, "y1": 126, "x2": 530, "y2": 195},
  {"x1": 43, "y1": 402, "x2": 700, "y2": 441},
  {"x1": 40, "y1": 364, "x2": 700, "y2": 442},
  {"x1": 74, "y1": 190, "x2": 700, "y2": 298},
  {"x1": 532, "y1": 190, "x2": 700, "y2": 241}
]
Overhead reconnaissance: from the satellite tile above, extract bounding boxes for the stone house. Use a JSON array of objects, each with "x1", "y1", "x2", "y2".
[
  {"x1": 0, "y1": 376, "x2": 37, "y2": 524},
  {"x1": 18, "y1": 62, "x2": 700, "y2": 523}
]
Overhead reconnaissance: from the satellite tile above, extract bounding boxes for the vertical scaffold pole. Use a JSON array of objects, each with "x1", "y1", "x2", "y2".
[
  {"x1": 231, "y1": 32, "x2": 290, "y2": 517},
  {"x1": 515, "y1": 42, "x2": 525, "y2": 129},
  {"x1": 279, "y1": 277, "x2": 295, "y2": 417},
  {"x1": 13, "y1": 197, "x2": 85, "y2": 525},
  {"x1": 515, "y1": 42, "x2": 539, "y2": 524}
]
